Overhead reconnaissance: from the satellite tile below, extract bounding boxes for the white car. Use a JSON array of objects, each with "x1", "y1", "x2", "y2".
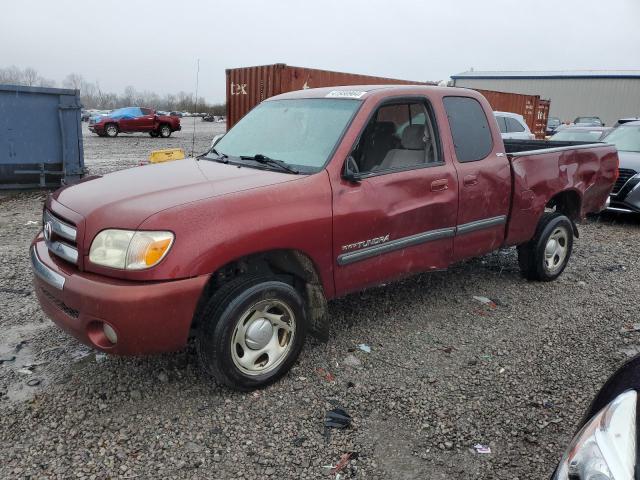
[{"x1": 494, "y1": 111, "x2": 535, "y2": 140}]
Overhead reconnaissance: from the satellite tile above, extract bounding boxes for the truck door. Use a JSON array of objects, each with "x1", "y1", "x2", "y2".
[
  {"x1": 117, "y1": 107, "x2": 143, "y2": 133},
  {"x1": 332, "y1": 98, "x2": 458, "y2": 296},
  {"x1": 138, "y1": 108, "x2": 156, "y2": 132},
  {"x1": 442, "y1": 96, "x2": 511, "y2": 261}
]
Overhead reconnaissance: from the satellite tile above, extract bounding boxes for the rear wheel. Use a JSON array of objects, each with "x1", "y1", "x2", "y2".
[
  {"x1": 196, "y1": 276, "x2": 307, "y2": 391},
  {"x1": 159, "y1": 124, "x2": 171, "y2": 138},
  {"x1": 105, "y1": 123, "x2": 118, "y2": 138},
  {"x1": 149, "y1": 131, "x2": 159, "y2": 137},
  {"x1": 517, "y1": 212, "x2": 574, "y2": 281}
]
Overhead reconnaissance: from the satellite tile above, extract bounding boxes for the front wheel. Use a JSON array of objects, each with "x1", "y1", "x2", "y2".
[
  {"x1": 105, "y1": 123, "x2": 118, "y2": 137},
  {"x1": 517, "y1": 212, "x2": 574, "y2": 281},
  {"x1": 196, "y1": 276, "x2": 307, "y2": 391},
  {"x1": 159, "y1": 124, "x2": 172, "y2": 138}
]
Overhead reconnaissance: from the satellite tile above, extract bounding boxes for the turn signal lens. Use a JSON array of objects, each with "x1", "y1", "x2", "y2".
[{"x1": 144, "y1": 238, "x2": 172, "y2": 266}]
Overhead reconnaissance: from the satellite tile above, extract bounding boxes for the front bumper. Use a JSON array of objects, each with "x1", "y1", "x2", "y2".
[
  {"x1": 607, "y1": 175, "x2": 640, "y2": 213},
  {"x1": 31, "y1": 240, "x2": 209, "y2": 355},
  {"x1": 88, "y1": 124, "x2": 105, "y2": 134}
]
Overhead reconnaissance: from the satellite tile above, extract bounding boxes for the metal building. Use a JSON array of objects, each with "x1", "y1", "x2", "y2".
[{"x1": 451, "y1": 70, "x2": 640, "y2": 126}]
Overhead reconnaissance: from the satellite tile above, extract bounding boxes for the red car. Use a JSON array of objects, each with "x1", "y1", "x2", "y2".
[
  {"x1": 32, "y1": 85, "x2": 618, "y2": 390},
  {"x1": 88, "y1": 107, "x2": 181, "y2": 138}
]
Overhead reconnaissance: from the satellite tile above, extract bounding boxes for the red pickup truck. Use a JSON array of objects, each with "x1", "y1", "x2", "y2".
[
  {"x1": 32, "y1": 85, "x2": 618, "y2": 390},
  {"x1": 88, "y1": 107, "x2": 181, "y2": 138}
]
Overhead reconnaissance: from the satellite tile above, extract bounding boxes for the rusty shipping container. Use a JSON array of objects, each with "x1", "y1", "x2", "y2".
[
  {"x1": 226, "y1": 63, "x2": 433, "y2": 129},
  {"x1": 474, "y1": 88, "x2": 550, "y2": 139}
]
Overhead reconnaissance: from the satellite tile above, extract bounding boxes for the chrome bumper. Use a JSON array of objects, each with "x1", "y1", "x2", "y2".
[{"x1": 31, "y1": 246, "x2": 65, "y2": 290}]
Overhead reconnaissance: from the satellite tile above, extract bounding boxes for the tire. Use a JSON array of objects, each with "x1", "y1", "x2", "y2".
[
  {"x1": 159, "y1": 124, "x2": 171, "y2": 138},
  {"x1": 517, "y1": 212, "x2": 574, "y2": 281},
  {"x1": 105, "y1": 123, "x2": 118, "y2": 138},
  {"x1": 149, "y1": 131, "x2": 159, "y2": 137},
  {"x1": 196, "y1": 276, "x2": 307, "y2": 391}
]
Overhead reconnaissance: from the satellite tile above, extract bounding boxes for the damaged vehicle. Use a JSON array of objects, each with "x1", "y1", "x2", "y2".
[
  {"x1": 88, "y1": 106, "x2": 181, "y2": 138},
  {"x1": 31, "y1": 85, "x2": 617, "y2": 390}
]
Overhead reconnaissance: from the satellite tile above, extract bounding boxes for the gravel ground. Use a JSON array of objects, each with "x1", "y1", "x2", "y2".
[{"x1": 1, "y1": 121, "x2": 640, "y2": 479}]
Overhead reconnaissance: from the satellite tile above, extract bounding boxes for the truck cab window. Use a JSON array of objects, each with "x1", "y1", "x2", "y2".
[
  {"x1": 353, "y1": 101, "x2": 439, "y2": 174},
  {"x1": 496, "y1": 116, "x2": 507, "y2": 133},
  {"x1": 505, "y1": 117, "x2": 525, "y2": 132},
  {"x1": 443, "y1": 96, "x2": 493, "y2": 162}
]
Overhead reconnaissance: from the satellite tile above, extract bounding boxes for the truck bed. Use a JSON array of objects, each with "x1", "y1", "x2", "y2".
[{"x1": 503, "y1": 141, "x2": 618, "y2": 247}]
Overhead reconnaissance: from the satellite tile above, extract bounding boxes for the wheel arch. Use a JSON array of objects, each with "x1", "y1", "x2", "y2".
[
  {"x1": 192, "y1": 249, "x2": 329, "y2": 341},
  {"x1": 545, "y1": 189, "x2": 582, "y2": 237}
]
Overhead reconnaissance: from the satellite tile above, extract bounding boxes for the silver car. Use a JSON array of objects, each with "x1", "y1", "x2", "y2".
[{"x1": 494, "y1": 111, "x2": 535, "y2": 140}]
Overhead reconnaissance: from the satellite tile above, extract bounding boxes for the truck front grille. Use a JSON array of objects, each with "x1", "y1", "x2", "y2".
[
  {"x1": 43, "y1": 210, "x2": 79, "y2": 265},
  {"x1": 612, "y1": 168, "x2": 637, "y2": 195}
]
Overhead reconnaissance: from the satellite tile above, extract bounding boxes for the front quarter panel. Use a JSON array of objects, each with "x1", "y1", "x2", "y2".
[{"x1": 136, "y1": 171, "x2": 335, "y2": 297}]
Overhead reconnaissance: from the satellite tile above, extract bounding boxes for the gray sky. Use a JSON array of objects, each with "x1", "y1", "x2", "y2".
[{"x1": 2, "y1": 0, "x2": 639, "y2": 103}]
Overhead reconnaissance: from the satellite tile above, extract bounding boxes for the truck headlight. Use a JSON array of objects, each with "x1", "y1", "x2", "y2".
[
  {"x1": 553, "y1": 389, "x2": 636, "y2": 480},
  {"x1": 89, "y1": 229, "x2": 174, "y2": 270}
]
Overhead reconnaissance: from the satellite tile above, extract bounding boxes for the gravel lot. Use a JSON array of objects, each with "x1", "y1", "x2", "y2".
[{"x1": 1, "y1": 120, "x2": 640, "y2": 479}]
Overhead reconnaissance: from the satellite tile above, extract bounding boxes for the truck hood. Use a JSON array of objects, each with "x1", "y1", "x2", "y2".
[
  {"x1": 618, "y1": 151, "x2": 640, "y2": 172},
  {"x1": 52, "y1": 158, "x2": 301, "y2": 230}
]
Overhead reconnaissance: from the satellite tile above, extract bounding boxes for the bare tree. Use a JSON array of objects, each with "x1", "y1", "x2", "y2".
[
  {"x1": 63, "y1": 73, "x2": 84, "y2": 90},
  {"x1": 22, "y1": 68, "x2": 40, "y2": 86}
]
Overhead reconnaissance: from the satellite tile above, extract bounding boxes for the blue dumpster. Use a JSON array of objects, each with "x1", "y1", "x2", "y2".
[{"x1": 0, "y1": 84, "x2": 84, "y2": 189}]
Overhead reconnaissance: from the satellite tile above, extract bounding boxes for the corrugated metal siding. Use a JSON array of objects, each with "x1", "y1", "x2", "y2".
[
  {"x1": 226, "y1": 64, "x2": 432, "y2": 128},
  {"x1": 453, "y1": 77, "x2": 640, "y2": 126},
  {"x1": 0, "y1": 84, "x2": 84, "y2": 188}
]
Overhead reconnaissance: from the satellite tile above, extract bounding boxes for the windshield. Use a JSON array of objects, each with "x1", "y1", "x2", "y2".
[
  {"x1": 210, "y1": 99, "x2": 361, "y2": 172},
  {"x1": 550, "y1": 130, "x2": 604, "y2": 142},
  {"x1": 603, "y1": 125, "x2": 640, "y2": 152},
  {"x1": 574, "y1": 117, "x2": 601, "y2": 124}
]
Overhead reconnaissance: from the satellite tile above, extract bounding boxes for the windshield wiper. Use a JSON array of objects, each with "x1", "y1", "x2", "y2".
[
  {"x1": 239, "y1": 154, "x2": 299, "y2": 174},
  {"x1": 199, "y1": 148, "x2": 229, "y2": 163}
]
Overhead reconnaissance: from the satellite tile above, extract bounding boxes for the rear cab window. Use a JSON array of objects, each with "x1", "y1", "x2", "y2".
[{"x1": 443, "y1": 96, "x2": 493, "y2": 162}]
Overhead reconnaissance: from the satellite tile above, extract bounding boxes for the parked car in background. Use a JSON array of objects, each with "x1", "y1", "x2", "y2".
[
  {"x1": 602, "y1": 120, "x2": 640, "y2": 213},
  {"x1": 574, "y1": 116, "x2": 604, "y2": 127},
  {"x1": 88, "y1": 107, "x2": 181, "y2": 138},
  {"x1": 549, "y1": 126, "x2": 610, "y2": 142},
  {"x1": 31, "y1": 85, "x2": 617, "y2": 390},
  {"x1": 494, "y1": 111, "x2": 535, "y2": 140},
  {"x1": 81, "y1": 110, "x2": 91, "y2": 122},
  {"x1": 546, "y1": 116, "x2": 561, "y2": 136},
  {"x1": 613, "y1": 117, "x2": 640, "y2": 127},
  {"x1": 169, "y1": 111, "x2": 182, "y2": 117}
]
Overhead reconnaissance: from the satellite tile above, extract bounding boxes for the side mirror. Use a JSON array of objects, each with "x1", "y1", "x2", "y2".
[
  {"x1": 552, "y1": 355, "x2": 640, "y2": 479},
  {"x1": 210, "y1": 133, "x2": 224, "y2": 148},
  {"x1": 342, "y1": 156, "x2": 361, "y2": 183}
]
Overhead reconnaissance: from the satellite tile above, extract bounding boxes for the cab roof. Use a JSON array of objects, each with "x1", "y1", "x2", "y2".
[{"x1": 267, "y1": 84, "x2": 465, "y2": 101}]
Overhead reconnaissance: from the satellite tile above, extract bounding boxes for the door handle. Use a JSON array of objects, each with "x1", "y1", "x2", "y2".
[
  {"x1": 463, "y1": 174, "x2": 478, "y2": 186},
  {"x1": 430, "y1": 179, "x2": 449, "y2": 191}
]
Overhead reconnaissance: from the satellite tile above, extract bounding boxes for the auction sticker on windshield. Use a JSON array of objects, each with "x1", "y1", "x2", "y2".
[{"x1": 325, "y1": 90, "x2": 367, "y2": 99}]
